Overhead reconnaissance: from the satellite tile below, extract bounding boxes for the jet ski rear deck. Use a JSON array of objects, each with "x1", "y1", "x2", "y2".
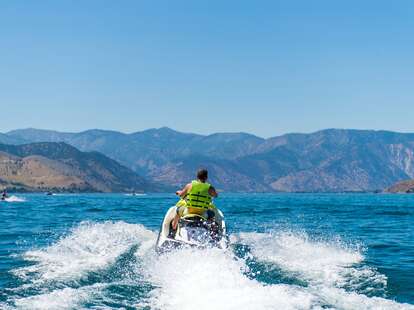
[{"x1": 156, "y1": 206, "x2": 228, "y2": 253}]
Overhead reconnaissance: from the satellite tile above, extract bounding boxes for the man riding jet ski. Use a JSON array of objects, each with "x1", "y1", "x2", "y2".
[
  {"x1": 1, "y1": 190, "x2": 8, "y2": 201},
  {"x1": 156, "y1": 169, "x2": 227, "y2": 253}
]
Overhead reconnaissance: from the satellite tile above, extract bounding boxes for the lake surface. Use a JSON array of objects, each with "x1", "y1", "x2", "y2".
[{"x1": 0, "y1": 193, "x2": 413, "y2": 309}]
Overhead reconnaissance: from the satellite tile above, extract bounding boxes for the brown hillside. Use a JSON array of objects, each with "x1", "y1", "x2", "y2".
[
  {"x1": 385, "y1": 179, "x2": 414, "y2": 193},
  {"x1": 0, "y1": 142, "x2": 155, "y2": 192}
]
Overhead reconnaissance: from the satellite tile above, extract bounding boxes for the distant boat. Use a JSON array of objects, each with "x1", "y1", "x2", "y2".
[
  {"x1": 124, "y1": 191, "x2": 146, "y2": 196},
  {"x1": 46, "y1": 192, "x2": 54, "y2": 196}
]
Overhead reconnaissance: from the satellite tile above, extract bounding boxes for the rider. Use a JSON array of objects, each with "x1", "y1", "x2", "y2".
[
  {"x1": 172, "y1": 169, "x2": 218, "y2": 229},
  {"x1": 1, "y1": 190, "x2": 7, "y2": 200}
]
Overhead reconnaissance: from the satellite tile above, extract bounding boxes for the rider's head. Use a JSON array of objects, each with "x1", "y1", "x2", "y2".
[{"x1": 197, "y1": 169, "x2": 208, "y2": 182}]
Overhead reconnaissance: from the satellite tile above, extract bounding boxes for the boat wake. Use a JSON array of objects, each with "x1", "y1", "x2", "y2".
[
  {"x1": 2, "y1": 221, "x2": 413, "y2": 309},
  {"x1": 3, "y1": 195, "x2": 26, "y2": 203}
]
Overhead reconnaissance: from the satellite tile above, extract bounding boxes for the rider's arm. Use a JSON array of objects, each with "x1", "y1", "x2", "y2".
[
  {"x1": 209, "y1": 186, "x2": 218, "y2": 198},
  {"x1": 176, "y1": 183, "x2": 192, "y2": 198}
]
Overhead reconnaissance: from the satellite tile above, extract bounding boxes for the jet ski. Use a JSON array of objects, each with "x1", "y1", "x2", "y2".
[{"x1": 156, "y1": 202, "x2": 228, "y2": 254}]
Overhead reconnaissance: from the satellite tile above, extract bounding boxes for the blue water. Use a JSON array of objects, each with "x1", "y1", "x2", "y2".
[{"x1": 0, "y1": 193, "x2": 413, "y2": 309}]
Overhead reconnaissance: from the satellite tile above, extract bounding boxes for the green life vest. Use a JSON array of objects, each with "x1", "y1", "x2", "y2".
[{"x1": 186, "y1": 180, "x2": 212, "y2": 211}]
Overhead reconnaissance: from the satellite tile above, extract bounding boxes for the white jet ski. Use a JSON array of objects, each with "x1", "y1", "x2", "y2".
[{"x1": 156, "y1": 204, "x2": 228, "y2": 253}]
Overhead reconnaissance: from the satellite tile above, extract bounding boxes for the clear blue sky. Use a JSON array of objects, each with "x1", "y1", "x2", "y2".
[{"x1": 1, "y1": 0, "x2": 413, "y2": 137}]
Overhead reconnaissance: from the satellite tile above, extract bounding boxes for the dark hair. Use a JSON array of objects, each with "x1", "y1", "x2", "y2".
[{"x1": 197, "y1": 169, "x2": 208, "y2": 181}]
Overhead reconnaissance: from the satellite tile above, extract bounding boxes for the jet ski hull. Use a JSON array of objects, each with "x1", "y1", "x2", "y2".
[{"x1": 156, "y1": 206, "x2": 227, "y2": 254}]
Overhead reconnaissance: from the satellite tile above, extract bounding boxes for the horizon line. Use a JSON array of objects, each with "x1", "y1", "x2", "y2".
[{"x1": 3, "y1": 126, "x2": 414, "y2": 140}]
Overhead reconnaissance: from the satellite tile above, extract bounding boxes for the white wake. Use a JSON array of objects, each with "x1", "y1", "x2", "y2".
[
  {"x1": 6, "y1": 222, "x2": 413, "y2": 310},
  {"x1": 4, "y1": 195, "x2": 26, "y2": 202}
]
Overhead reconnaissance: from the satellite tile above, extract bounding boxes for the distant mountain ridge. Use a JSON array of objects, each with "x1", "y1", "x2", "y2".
[
  {"x1": 0, "y1": 142, "x2": 155, "y2": 192},
  {"x1": 4, "y1": 127, "x2": 414, "y2": 192}
]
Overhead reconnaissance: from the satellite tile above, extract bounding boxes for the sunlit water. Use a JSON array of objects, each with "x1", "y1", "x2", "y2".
[{"x1": 0, "y1": 193, "x2": 413, "y2": 309}]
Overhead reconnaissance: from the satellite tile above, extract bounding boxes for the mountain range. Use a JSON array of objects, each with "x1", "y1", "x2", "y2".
[
  {"x1": 2, "y1": 127, "x2": 414, "y2": 192},
  {"x1": 0, "y1": 142, "x2": 154, "y2": 192}
]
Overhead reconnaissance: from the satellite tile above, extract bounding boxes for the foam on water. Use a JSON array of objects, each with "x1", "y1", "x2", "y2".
[
  {"x1": 13, "y1": 221, "x2": 155, "y2": 284},
  {"x1": 4, "y1": 195, "x2": 26, "y2": 202},
  {"x1": 8, "y1": 221, "x2": 155, "y2": 309},
  {"x1": 14, "y1": 284, "x2": 105, "y2": 310},
  {"x1": 236, "y1": 231, "x2": 371, "y2": 287},
  {"x1": 313, "y1": 286, "x2": 413, "y2": 310},
  {"x1": 6, "y1": 221, "x2": 414, "y2": 309},
  {"x1": 235, "y1": 231, "x2": 412, "y2": 309},
  {"x1": 137, "y1": 247, "x2": 316, "y2": 310}
]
